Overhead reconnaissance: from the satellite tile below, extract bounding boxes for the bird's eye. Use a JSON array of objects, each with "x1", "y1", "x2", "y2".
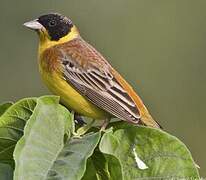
[{"x1": 49, "y1": 20, "x2": 57, "y2": 27}]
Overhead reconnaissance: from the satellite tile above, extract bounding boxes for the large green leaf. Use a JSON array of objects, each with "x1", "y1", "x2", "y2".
[
  {"x1": 14, "y1": 95, "x2": 100, "y2": 180},
  {"x1": 0, "y1": 98, "x2": 36, "y2": 167},
  {"x1": 99, "y1": 125, "x2": 199, "y2": 180},
  {"x1": 0, "y1": 163, "x2": 13, "y2": 180},
  {"x1": 14, "y1": 96, "x2": 71, "y2": 180},
  {"x1": 0, "y1": 102, "x2": 13, "y2": 116}
]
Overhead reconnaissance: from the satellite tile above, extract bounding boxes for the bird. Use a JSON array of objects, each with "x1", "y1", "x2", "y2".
[{"x1": 23, "y1": 13, "x2": 161, "y2": 129}]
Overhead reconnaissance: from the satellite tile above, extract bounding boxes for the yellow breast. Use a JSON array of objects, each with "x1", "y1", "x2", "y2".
[{"x1": 38, "y1": 63, "x2": 109, "y2": 120}]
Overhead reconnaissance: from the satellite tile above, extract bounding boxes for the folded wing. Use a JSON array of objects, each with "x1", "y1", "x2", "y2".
[{"x1": 55, "y1": 38, "x2": 141, "y2": 123}]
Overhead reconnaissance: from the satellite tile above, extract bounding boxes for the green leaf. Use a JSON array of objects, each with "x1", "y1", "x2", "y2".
[
  {"x1": 0, "y1": 98, "x2": 36, "y2": 167},
  {"x1": 82, "y1": 151, "x2": 122, "y2": 180},
  {"x1": 14, "y1": 96, "x2": 71, "y2": 180},
  {"x1": 47, "y1": 132, "x2": 101, "y2": 180},
  {"x1": 0, "y1": 102, "x2": 13, "y2": 116},
  {"x1": 82, "y1": 158, "x2": 100, "y2": 180},
  {"x1": 14, "y1": 95, "x2": 100, "y2": 180},
  {"x1": 104, "y1": 154, "x2": 123, "y2": 180},
  {"x1": 99, "y1": 125, "x2": 200, "y2": 180},
  {"x1": 82, "y1": 150, "x2": 110, "y2": 180},
  {"x1": 0, "y1": 163, "x2": 13, "y2": 180}
]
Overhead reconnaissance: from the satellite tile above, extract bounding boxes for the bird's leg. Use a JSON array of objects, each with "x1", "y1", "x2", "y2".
[
  {"x1": 100, "y1": 118, "x2": 110, "y2": 131},
  {"x1": 76, "y1": 119, "x2": 95, "y2": 136}
]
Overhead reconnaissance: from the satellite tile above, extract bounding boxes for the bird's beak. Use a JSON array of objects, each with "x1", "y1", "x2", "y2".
[{"x1": 23, "y1": 19, "x2": 43, "y2": 30}]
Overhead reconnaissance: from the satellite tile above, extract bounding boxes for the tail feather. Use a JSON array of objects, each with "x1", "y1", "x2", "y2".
[{"x1": 141, "y1": 114, "x2": 162, "y2": 129}]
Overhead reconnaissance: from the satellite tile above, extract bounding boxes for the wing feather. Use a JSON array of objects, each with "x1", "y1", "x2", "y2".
[{"x1": 56, "y1": 39, "x2": 141, "y2": 123}]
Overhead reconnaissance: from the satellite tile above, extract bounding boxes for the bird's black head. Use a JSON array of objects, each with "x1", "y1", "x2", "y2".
[
  {"x1": 38, "y1": 13, "x2": 73, "y2": 41},
  {"x1": 24, "y1": 13, "x2": 74, "y2": 41}
]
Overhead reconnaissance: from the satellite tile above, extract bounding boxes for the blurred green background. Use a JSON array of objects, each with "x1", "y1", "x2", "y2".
[{"x1": 0, "y1": 0, "x2": 205, "y2": 177}]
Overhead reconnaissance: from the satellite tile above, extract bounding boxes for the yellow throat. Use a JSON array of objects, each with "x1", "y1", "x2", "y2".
[{"x1": 38, "y1": 26, "x2": 79, "y2": 55}]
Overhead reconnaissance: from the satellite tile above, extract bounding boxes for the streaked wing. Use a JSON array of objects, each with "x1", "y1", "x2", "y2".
[{"x1": 57, "y1": 38, "x2": 141, "y2": 123}]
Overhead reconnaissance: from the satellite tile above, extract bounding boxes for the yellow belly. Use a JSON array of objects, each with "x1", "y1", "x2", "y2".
[{"x1": 40, "y1": 70, "x2": 110, "y2": 120}]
